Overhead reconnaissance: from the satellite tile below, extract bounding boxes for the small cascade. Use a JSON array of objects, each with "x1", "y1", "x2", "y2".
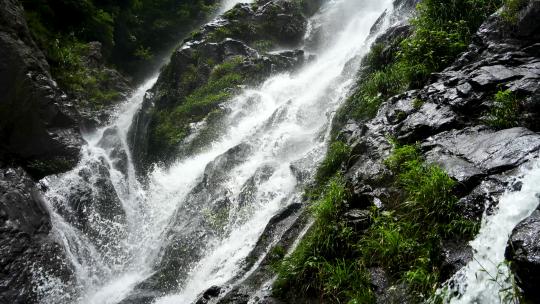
[
  {"x1": 33, "y1": 0, "x2": 406, "y2": 303},
  {"x1": 440, "y1": 158, "x2": 540, "y2": 303}
]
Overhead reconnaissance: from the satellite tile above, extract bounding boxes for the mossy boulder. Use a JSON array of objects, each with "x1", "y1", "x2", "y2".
[{"x1": 129, "y1": 0, "x2": 319, "y2": 173}]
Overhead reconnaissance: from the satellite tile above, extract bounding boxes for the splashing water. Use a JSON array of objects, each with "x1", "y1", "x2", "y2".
[
  {"x1": 440, "y1": 158, "x2": 540, "y2": 304},
  {"x1": 34, "y1": 0, "x2": 400, "y2": 303},
  {"x1": 218, "y1": 0, "x2": 254, "y2": 14}
]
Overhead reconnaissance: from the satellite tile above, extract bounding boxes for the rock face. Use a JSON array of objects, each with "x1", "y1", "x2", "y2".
[
  {"x1": 129, "y1": 0, "x2": 319, "y2": 173},
  {"x1": 0, "y1": 166, "x2": 71, "y2": 303},
  {"x1": 336, "y1": 0, "x2": 540, "y2": 300},
  {"x1": 0, "y1": 0, "x2": 83, "y2": 178},
  {"x1": 506, "y1": 209, "x2": 540, "y2": 302}
]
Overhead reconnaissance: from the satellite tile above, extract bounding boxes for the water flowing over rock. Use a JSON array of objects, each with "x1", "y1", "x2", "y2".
[
  {"x1": 128, "y1": 0, "x2": 318, "y2": 173},
  {"x1": 3, "y1": 0, "x2": 540, "y2": 302},
  {"x1": 0, "y1": 166, "x2": 72, "y2": 303}
]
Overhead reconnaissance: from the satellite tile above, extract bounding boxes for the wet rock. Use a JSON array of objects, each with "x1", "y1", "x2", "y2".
[
  {"x1": 397, "y1": 102, "x2": 460, "y2": 143},
  {"x1": 455, "y1": 178, "x2": 507, "y2": 221},
  {"x1": 129, "y1": 0, "x2": 315, "y2": 173},
  {"x1": 440, "y1": 241, "x2": 473, "y2": 281},
  {"x1": 195, "y1": 286, "x2": 222, "y2": 304},
  {"x1": 344, "y1": 209, "x2": 371, "y2": 231},
  {"x1": 0, "y1": 166, "x2": 72, "y2": 303},
  {"x1": 370, "y1": 267, "x2": 390, "y2": 297},
  {"x1": 425, "y1": 146, "x2": 485, "y2": 186},
  {"x1": 423, "y1": 127, "x2": 540, "y2": 175},
  {"x1": 506, "y1": 209, "x2": 540, "y2": 302},
  {"x1": 97, "y1": 126, "x2": 129, "y2": 175},
  {"x1": 0, "y1": 0, "x2": 84, "y2": 178}
]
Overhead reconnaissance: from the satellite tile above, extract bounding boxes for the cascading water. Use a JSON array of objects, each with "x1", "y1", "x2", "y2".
[
  {"x1": 34, "y1": 0, "x2": 400, "y2": 303},
  {"x1": 438, "y1": 158, "x2": 540, "y2": 304},
  {"x1": 219, "y1": 0, "x2": 254, "y2": 13}
]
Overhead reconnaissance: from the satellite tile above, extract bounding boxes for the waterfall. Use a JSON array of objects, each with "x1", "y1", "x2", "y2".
[
  {"x1": 439, "y1": 158, "x2": 540, "y2": 303},
  {"x1": 34, "y1": 0, "x2": 397, "y2": 303},
  {"x1": 218, "y1": 0, "x2": 254, "y2": 13}
]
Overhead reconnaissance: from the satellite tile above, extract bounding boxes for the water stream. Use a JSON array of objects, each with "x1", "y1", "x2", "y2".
[
  {"x1": 34, "y1": 0, "x2": 405, "y2": 303},
  {"x1": 441, "y1": 158, "x2": 540, "y2": 304}
]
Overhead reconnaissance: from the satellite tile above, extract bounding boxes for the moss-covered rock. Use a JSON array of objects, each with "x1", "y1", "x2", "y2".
[{"x1": 129, "y1": 0, "x2": 320, "y2": 173}]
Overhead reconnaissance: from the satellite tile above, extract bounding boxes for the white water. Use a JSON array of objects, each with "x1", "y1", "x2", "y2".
[
  {"x1": 219, "y1": 0, "x2": 254, "y2": 13},
  {"x1": 441, "y1": 158, "x2": 540, "y2": 304},
  {"x1": 35, "y1": 0, "x2": 396, "y2": 303}
]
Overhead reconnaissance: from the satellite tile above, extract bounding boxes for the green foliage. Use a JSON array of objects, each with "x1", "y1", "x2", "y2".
[
  {"x1": 274, "y1": 176, "x2": 375, "y2": 303},
  {"x1": 22, "y1": 0, "x2": 218, "y2": 77},
  {"x1": 500, "y1": 0, "x2": 528, "y2": 24},
  {"x1": 274, "y1": 143, "x2": 478, "y2": 302},
  {"x1": 399, "y1": 0, "x2": 502, "y2": 85},
  {"x1": 48, "y1": 38, "x2": 120, "y2": 107},
  {"x1": 486, "y1": 89, "x2": 521, "y2": 128},
  {"x1": 338, "y1": 0, "x2": 504, "y2": 125},
  {"x1": 349, "y1": 62, "x2": 411, "y2": 120},
  {"x1": 152, "y1": 56, "x2": 246, "y2": 151},
  {"x1": 315, "y1": 141, "x2": 351, "y2": 186}
]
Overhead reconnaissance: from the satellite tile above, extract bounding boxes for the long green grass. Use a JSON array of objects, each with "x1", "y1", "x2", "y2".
[
  {"x1": 486, "y1": 89, "x2": 521, "y2": 128},
  {"x1": 274, "y1": 143, "x2": 478, "y2": 302}
]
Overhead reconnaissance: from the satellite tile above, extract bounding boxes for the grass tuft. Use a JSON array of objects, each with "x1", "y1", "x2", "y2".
[{"x1": 486, "y1": 89, "x2": 521, "y2": 128}]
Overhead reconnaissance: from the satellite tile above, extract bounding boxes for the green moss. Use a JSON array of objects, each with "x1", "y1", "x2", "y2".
[
  {"x1": 315, "y1": 141, "x2": 351, "y2": 186},
  {"x1": 501, "y1": 0, "x2": 528, "y2": 24},
  {"x1": 252, "y1": 40, "x2": 274, "y2": 52},
  {"x1": 274, "y1": 176, "x2": 375, "y2": 303},
  {"x1": 486, "y1": 89, "x2": 521, "y2": 128},
  {"x1": 151, "y1": 56, "x2": 247, "y2": 152},
  {"x1": 413, "y1": 98, "x2": 425, "y2": 109}
]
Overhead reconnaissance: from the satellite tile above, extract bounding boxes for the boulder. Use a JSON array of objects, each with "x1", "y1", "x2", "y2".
[
  {"x1": 0, "y1": 0, "x2": 83, "y2": 178},
  {"x1": 0, "y1": 166, "x2": 72, "y2": 303},
  {"x1": 505, "y1": 209, "x2": 540, "y2": 302},
  {"x1": 128, "y1": 0, "x2": 316, "y2": 173}
]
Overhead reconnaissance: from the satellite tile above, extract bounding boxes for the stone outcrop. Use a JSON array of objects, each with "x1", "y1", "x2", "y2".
[
  {"x1": 337, "y1": 1, "x2": 540, "y2": 300},
  {"x1": 506, "y1": 209, "x2": 540, "y2": 303},
  {"x1": 0, "y1": 0, "x2": 84, "y2": 178},
  {"x1": 0, "y1": 166, "x2": 72, "y2": 303},
  {"x1": 128, "y1": 0, "x2": 320, "y2": 174}
]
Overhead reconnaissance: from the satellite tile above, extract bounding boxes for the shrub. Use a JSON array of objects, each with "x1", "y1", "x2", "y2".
[
  {"x1": 486, "y1": 89, "x2": 521, "y2": 128},
  {"x1": 315, "y1": 141, "x2": 351, "y2": 185},
  {"x1": 275, "y1": 144, "x2": 478, "y2": 302},
  {"x1": 273, "y1": 176, "x2": 375, "y2": 303},
  {"x1": 151, "y1": 56, "x2": 247, "y2": 151},
  {"x1": 500, "y1": 0, "x2": 528, "y2": 24}
]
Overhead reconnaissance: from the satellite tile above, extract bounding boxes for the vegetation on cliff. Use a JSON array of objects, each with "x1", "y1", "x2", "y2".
[
  {"x1": 273, "y1": 142, "x2": 477, "y2": 303},
  {"x1": 337, "y1": 0, "x2": 505, "y2": 124},
  {"x1": 137, "y1": 1, "x2": 314, "y2": 167},
  {"x1": 21, "y1": 0, "x2": 218, "y2": 108},
  {"x1": 273, "y1": 0, "x2": 525, "y2": 302}
]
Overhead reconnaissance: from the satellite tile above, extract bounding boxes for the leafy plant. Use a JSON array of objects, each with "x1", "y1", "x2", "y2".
[
  {"x1": 486, "y1": 89, "x2": 521, "y2": 128},
  {"x1": 500, "y1": 0, "x2": 528, "y2": 24},
  {"x1": 315, "y1": 141, "x2": 351, "y2": 186}
]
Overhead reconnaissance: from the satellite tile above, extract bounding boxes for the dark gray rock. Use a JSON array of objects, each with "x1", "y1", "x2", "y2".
[
  {"x1": 423, "y1": 127, "x2": 540, "y2": 174},
  {"x1": 128, "y1": 0, "x2": 314, "y2": 173},
  {"x1": 506, "y1": 209, "x2": 540, "y2": 302},
  {"x1": 0, "y1": 166, "x2": 72, "y2": 303},
  {"x1": 0, "y1": 0, "x2": 83, "y2": 178},
  {"x1": 344, "y1": 209, "x2": 371, "y2": 231},
  {"x1": 397, "y1": 102, "x2": 460, "y2": 143},
  {"x1": 440, "y1": 241, "x2": 473, "y2": 281},
  {"x1": 97, "y1": 126, "x2": 129, "y2": 175}
]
